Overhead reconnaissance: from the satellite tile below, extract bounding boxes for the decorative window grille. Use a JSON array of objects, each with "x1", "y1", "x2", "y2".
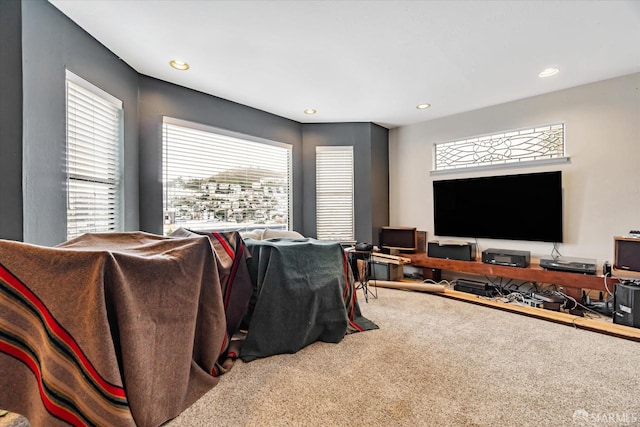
[
  {"x1": 433, "y1": 123, "x2": 565, "y2": 172},
  {"x1": 316, "y1": 146, "x2": 354, "y2": 241},
  {"x1": 162, "y1": 118, "x2": 292, "y2": 235},
  {"x1": 65, "y1": 71, "x2": 123, "y2": 240}
]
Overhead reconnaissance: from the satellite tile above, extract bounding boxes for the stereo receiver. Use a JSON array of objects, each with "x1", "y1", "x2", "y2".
[{"x1": 482, "y1": 248, "x2": 531, "y2": 268}]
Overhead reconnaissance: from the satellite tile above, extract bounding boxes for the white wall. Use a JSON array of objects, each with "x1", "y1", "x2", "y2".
[{"x1": 389, "y1": 73, "x2": 640, "y2": 267}]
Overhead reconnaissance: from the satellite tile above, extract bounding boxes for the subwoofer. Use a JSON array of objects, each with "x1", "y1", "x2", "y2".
[{"x1": 613, "y1": 282, "x2": 640, "y2": 328}]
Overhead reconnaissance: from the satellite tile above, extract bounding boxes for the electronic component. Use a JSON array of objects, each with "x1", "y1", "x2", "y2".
[
  {"x1": 522, "y1": 298, "x2": 544, "y2": 308},
  {"x1": 614, "y1": 282, "x2": 640, "y2": 328},
  {"x1": 530, "y1": 292, "x2": 564, "y2": 303},
  {"x1": 540, "y1": 256, "x2": 597, "y2": 275},
  {"x1": 603, "y1": 261, "x2": 612, "y2": 276},
  {"x1": 482, "y1": 248, "x2": 531, "y2": 268},
  {"x1": 453, "y1": 278, "x2": 496, "y2": 297},
  {"x1": 428, "y1": 241, "x2": 477, "y2": 261}
]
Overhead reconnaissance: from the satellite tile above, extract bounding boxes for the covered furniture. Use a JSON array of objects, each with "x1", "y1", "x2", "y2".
[
  {"x1": 0, "y1": 232, "x2": 228, "y2": 427},
  {"x1": 240, "y1": 237, "x2": 378, "y2": 361},
  {"x1": 0, "y1": 230, "x2": 376, "y2": 426},
  {"x1": 171, "y1": 229, "x2": 378, "y2": 361}
]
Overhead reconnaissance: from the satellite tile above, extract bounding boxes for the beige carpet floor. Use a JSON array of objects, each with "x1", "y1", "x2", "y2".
[
  {"x1": 165, "y1": 287, "x2": 640, "y2": 427},
  {"x1": 4, "y1": 287, "x2": 640, "y2": 426}
]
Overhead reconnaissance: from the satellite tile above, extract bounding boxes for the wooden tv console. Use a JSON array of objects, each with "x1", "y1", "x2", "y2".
[
  {"x1": 405, "y1": 253, "x2": 619, "y2": 298},
  {"x1": 402, "y1": 253, "x2": 640, "y2": 341}
]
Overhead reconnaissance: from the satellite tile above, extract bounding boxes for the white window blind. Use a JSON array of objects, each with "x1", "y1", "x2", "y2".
[
  {"x1": 162, "y1": 118, "x2": 292, "y2": 234},
  {"x1": 316, "y1": 146, "x2": 354, "y2": 241},
  {"x1": 65, "y1": 71, "x2": 123, "y2": 240}
]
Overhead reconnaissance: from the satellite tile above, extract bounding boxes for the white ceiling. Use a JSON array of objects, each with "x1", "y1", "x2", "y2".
[{"x1": 49, "y1": 0, "x2": 640, "y2": 129}]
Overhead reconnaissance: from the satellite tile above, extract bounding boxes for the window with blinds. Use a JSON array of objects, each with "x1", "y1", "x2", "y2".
[
  {"x1": 162, "y1": 118, "x2": 292, "y2": 235},
  {"x1": 65, "y1": 71, "x2": 123, "y2": 240},
  {"x1": 316, "y1": 146, "x2": 354, "y2": 241}
]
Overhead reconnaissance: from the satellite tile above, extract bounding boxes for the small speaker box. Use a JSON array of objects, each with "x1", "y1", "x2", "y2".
[
  {"x1": 614, "y1": 237, "x2": 640, "y2": 273},
  {"x1": 428, "y1": 241, "x2": 477, "y2": 261}
]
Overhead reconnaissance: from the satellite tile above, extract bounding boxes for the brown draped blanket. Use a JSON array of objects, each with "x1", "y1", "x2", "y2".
[
  {"x1": 0, "y1": 230, "x2": 377, "y2": 426},
  {"x1": 0, "y1": 232, "x2": 227, "y2": 427},
  {"x1": 169, "y1": 228, "x2": 254, "y2": 374}
]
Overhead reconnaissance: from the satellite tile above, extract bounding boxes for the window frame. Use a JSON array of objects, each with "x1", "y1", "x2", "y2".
[
  {"x1": 315, "y1": 145, "x2": 355, "y2": 242},
  {"x1": 65, "y1": 70, "x2": 124, "y2": 240},
  {"x1": 161, "y1": 117, "x2": 293, "y2": 234},
  {"x1": 432, "y1": 122, "x2": 569, "y2": 175}
]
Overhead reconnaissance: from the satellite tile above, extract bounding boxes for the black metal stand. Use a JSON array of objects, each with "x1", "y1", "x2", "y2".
[{"x1": 349, "y1": 250, "x2": 377, "y2": 303}]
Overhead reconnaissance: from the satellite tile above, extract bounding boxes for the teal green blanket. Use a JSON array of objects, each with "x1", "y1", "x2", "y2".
[{"x1": 241, "y1": 238, "x2": 378, "y2": 361}]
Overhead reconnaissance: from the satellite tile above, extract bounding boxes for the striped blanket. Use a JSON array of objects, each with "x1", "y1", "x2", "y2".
[
  {"x1": 169, "y1": 228, "x2": 253, "y2": 374},
  {"x1": 0, "y1": 232, "x2": 227, "y2": 427},
  {"x1": 0, "y1": 231, "x2": 377, "y2": 425}
]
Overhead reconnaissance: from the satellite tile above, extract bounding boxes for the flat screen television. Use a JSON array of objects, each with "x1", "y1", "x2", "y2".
[
  {"x1": 432, "y1": 171, "x2": 563, "y2": 243},
  {"x1": 380, "y1": 226, "x2": 417, "y2": 251}
]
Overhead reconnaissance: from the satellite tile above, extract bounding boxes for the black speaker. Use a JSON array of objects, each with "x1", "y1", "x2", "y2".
[
  {"x1": 614, "y1": 237, "x2": 640, "y2": 273},
  {"x1": 428, "y1": 241, "x2": 476, "y2": 261},
  {"x1": 613, "y1": 282, "x2": 640, "y2": 328}
]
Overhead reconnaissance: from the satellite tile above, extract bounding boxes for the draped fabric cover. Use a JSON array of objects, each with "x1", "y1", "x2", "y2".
[
  {"x1": 0, "y1": 232, "x2": 227, "y2": 427},
  {"x1": 240, "y1": 237, "x2": 378, "y2": 361},
  {"x1": 171, "y1": 230, "x2": 378, "y2": 363},
  {"x1": 0, "y1": 231, "x2": 376, "y2": 426},
  {"x1": 170, "y1": 228, "x2": 254, "y2": 374}
]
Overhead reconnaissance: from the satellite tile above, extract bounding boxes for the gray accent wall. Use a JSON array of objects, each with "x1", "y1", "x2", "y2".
[
  {"x1": 9, "y1": 0, "x2": 390, "y2": 245},
  {"x1": 302, "y1": 123, "x2": 389, "y2": 244},
  {"x1": 138, "y1": 76, "x2": 304, "y2": 234},
  {"x1": 0, "y1": 0, "x2": 23, "y2": 241},
  {"x1": 138, "y1": 79, "x2": 391, "y2": 240},
  {"x1": 370, "y1": 123, "x2": 390, "y2": 244},
  {"x1": 21, "y1": 0, "x2": 139, "y2": 246}
]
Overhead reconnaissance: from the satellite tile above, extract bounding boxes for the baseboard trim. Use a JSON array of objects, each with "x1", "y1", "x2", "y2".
[{"x1": 436, "y1": 288, "x2": 640, "y2": 342}]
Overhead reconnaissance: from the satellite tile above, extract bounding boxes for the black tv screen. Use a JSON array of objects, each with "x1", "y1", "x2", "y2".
[{"x1": 433, "y1": 171, "x2": 563, "y2": 243}]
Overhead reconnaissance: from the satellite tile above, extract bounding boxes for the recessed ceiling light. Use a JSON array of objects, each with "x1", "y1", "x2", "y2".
[
  {"x1": 304, "y1": 109, "x2": 317, "y2": 115},
  {"x1": 416, "y1": 103, "x2": 431, "y2": 110},
  {"x1": 538, "y1": 67, "x2": 559, "y2": 78},
  {"x1": 169, "y1": 60, "x2": 190, "y2": 71}
]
